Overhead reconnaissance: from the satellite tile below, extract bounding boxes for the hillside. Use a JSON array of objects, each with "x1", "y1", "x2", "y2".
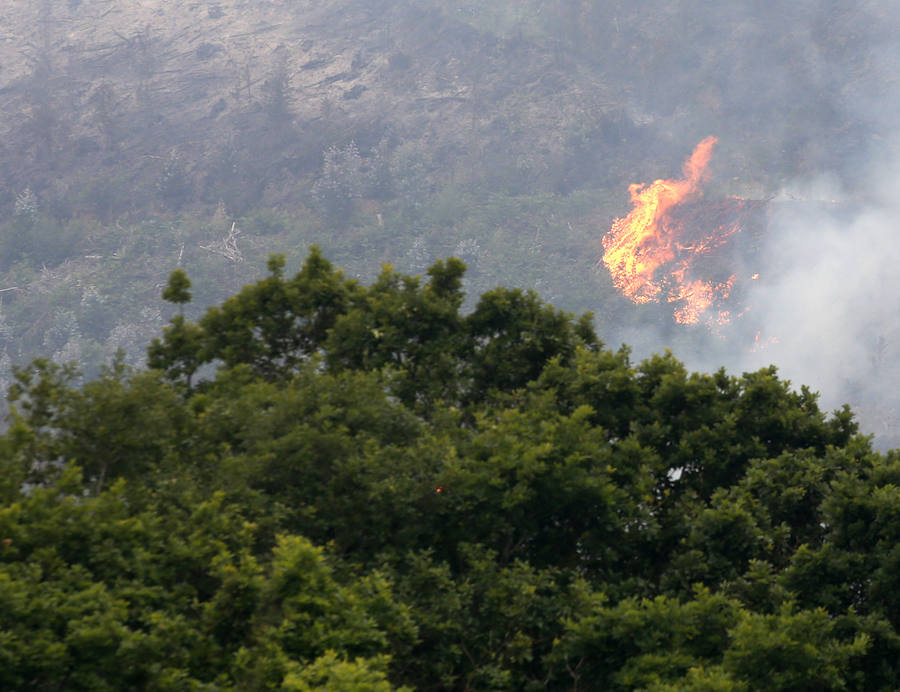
[
  {"x1": 1, "y1": 0, "x2": 619, "y2": 214},
  {"x1": 2, "y1": 0, "x2": 883, "y2": 211},
  {"x1": 0, "y1": 0, "x2": 897, "y2": 440}
]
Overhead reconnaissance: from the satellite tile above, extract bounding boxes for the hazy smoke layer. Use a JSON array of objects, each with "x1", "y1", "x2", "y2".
[
  {"x1": 601, "y1": 0, "x2": 900, "y2": 447},
  {"x1": 606, "y1": 168, "x2": 900, "y2": 448},
  {"x1": 732, "y1": 172, "x2": 900, "y2": 446}
]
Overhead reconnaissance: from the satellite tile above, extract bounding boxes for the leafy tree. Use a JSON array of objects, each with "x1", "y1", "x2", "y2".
[
  {"x1": 6, "y1": 358, "x2": 184, "y2": 494},
  {"x1": 162, "y1": 267, "x2": 192, "y2": 308},
  {"x1": 0, "y1": 463, "x2": 414, "y2": 689},
  {"x1": 4, "y1": 250, "x2": 900, "y2": 690},
  {"x1": 466, "y1": 286, "x2": 598, "y2": 402},
  {"x1": 325, "y1": 258, "x2": 467, "y2": 409},
  {"x1": 148, "y1": 268, "x2": 203, "y2": 387},
  {"x1": 200, "y1": 250, "x2": 359, "y2": 379}
]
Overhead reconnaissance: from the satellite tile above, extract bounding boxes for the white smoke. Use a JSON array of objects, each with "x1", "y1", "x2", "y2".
[{"x1": 710, "y1": 170, "x2": 900, "y2": 448}]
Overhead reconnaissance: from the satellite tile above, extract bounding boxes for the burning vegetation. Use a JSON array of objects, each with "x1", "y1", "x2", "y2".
[{"x1": 601, "y1": 137, "x2": 764, "y2": 326}]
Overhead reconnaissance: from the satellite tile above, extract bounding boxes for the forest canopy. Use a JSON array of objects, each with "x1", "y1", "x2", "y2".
[{"x1": 2, "y1": 250, "x2": 898, "y2": 690}]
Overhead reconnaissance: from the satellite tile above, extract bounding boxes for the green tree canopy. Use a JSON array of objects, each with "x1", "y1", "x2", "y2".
[{"x1": 3, "y1": 249, "x2": 900, "y2": 690}]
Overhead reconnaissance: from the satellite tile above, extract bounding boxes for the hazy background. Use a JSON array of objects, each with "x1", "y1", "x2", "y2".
[{"x1": 0, "y1": 0, "x2": 899, "y2": 442}]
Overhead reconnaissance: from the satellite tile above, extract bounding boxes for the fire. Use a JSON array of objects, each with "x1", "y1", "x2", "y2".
[
  {"x1": 751, "y1": 330, "x2": 779, "y2": 352},
  {"x1": 670, "y1": 275, "x2": 735, "y2": 325},
  {"x1": 601, "y1": 136, "x2": 741, "y2": 325}
]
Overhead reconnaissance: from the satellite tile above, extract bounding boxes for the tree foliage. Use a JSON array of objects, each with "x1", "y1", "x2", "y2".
[{"x1": 3, "y1": 250, "x2": 900, "y2": 690}]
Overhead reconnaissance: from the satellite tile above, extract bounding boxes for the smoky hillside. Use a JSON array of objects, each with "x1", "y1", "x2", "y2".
[{"x1": 0, "y1": 0, "x2": 899, "y2": 443}]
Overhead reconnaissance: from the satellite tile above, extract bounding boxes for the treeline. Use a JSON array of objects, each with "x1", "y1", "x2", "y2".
[{"x1": 2, "y1": 250, "x2": 899, "y2": 689}]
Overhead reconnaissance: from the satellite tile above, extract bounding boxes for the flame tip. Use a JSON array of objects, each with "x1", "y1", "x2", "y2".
[{"x1": 601, "y1": 137, "x2": 743, "y2": 328}]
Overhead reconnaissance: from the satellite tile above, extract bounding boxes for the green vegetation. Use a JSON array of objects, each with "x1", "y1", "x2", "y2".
[
  {"x1": 2, "y1": 250, "x2": 899, "y2": 689},
  {"x1": 0, "y1": 2, "x2": 898, "y2": 685}
]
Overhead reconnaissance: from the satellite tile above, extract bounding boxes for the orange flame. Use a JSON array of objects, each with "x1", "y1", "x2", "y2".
[
  {"x1": 601, "y1": 136, "x2": 739, "y2": 325},
  {"x1": 750, "y1": 330, "x2": 779, "y2": 352}
]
